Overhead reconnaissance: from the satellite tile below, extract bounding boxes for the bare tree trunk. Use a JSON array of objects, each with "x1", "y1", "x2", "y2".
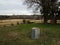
[
  {"x1": 50, "y1": 15, "x2": 57, "y2": 24},
  {"x1": 53, "y1": 15, "x2": 57, "y2": 24},
  {"x1": 43, "y1": 14, "x2": 48, "y2": 24}
]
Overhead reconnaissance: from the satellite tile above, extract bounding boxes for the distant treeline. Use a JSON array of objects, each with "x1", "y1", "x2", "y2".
[
  {"x1": 0, "y1": 15, "x2": 60, "y2": 20},
  {"x1": 0, "y1": 15, "x2": 42, "y2": 20}
]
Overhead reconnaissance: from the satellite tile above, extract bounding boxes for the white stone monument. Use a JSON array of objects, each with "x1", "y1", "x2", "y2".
[{"x1": 32, "y1": 27, "x2": 40, "y2": 39}]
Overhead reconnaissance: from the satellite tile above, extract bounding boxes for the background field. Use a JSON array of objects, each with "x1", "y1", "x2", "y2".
[
  {"x1": 0, "y1": 19, "x2": 60, "y2": 26},
  {"x1": 0, "y1": 23, "x2": 60, "y2": 45}
]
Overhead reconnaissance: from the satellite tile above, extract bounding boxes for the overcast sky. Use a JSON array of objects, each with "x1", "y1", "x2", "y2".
[
  {"x1": 0, "y1": 0, "x2": 33, "y2": 15},
  {"x1": 0, "y1": 0, "x2": 60, "y2": 15}
]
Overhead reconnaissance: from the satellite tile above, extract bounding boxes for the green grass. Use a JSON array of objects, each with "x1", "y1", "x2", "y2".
[{"x1": 0, "y1": 23, "x2": 60, "y2": 45}]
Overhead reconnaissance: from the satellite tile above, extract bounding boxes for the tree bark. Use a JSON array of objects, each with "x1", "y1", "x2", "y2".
[
  {"x1": 43, "y1": 14, "x2": 48, "y2": 24},
  {"x1": 50, "y1": 15, "x2": 57, "y2": 24}
]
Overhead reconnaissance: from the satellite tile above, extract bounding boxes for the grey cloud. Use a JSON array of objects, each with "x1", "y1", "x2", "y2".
[{"x1": 0, "y1": 0, "x2": 32, "y2": 15}]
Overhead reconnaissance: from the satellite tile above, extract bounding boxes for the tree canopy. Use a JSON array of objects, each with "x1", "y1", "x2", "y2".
[{"x1": 24, "y1": 0, "x2": 59, "y2": 24}]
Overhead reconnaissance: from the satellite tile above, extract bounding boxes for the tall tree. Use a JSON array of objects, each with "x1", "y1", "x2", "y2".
[
  {"x1": 49, "y1": 0, "x2": 58, "y2": 24},
  {"x1": 24, "y1": 0, "x2": 58, "y2": 24}
]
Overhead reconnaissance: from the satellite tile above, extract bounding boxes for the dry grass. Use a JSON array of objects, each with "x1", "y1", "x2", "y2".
[
  {"x1": 0, "y1": 19, "x2": 60, "y2": 26},
  {"x1": 0, "y1": 19, "x2": 42, "y2": 26},
  {"x1": 0, "y1": 19, "x2": 23, "y2": 26}
]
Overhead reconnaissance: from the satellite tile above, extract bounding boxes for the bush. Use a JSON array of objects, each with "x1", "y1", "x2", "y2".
[
  {"x1": 17, "y1": 22, "x2": 20, "y2": 25},
  {"x1": 27, "y1": 20, "x2": 34, "y2": 24},
  {"x1": 23, "y1": 19, "x2": 26, "y2": 24},
  {"x1": 27, "y1": 20, "x2": 30, "y2": 24},
  {"x1": 11, "y1": 23, "x2": 14, "y2": 26}
]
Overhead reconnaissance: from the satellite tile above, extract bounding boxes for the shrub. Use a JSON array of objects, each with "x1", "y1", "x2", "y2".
[
  {"x1": 11, "y1": 23, "x2": 14, "y2": 26},
  {"x1": 17, "y1": 22, "x2": 20, "y2": 25},
  {"x1": 27, "y1": 20, "x2": 31, "y2": 24},
  {"x1": 27, "y1": 20, "x2": 34, "y2": 24},
  {"x1": 23, "y1": 19, "x2": 26, "y2": 24}
]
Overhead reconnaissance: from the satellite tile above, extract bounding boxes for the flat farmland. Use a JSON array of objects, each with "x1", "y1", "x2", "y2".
[
  {"x1": 0, "y1": 19, "x2": 23, "y2": 26},
  {"x1": 0, "y1": 19, "x2": 43, "y2": 26},
  {"x1": 0, "y1": 19, "x2": 60, "y2": 26}
]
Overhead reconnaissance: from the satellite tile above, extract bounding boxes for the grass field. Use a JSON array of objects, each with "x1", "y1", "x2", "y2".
[
  {"x1": 0, "y1": 19, "x2": 60, "y2": 26},
  {"x1": 0, "y1": 23, "x2": 60, "y2": 45}
]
